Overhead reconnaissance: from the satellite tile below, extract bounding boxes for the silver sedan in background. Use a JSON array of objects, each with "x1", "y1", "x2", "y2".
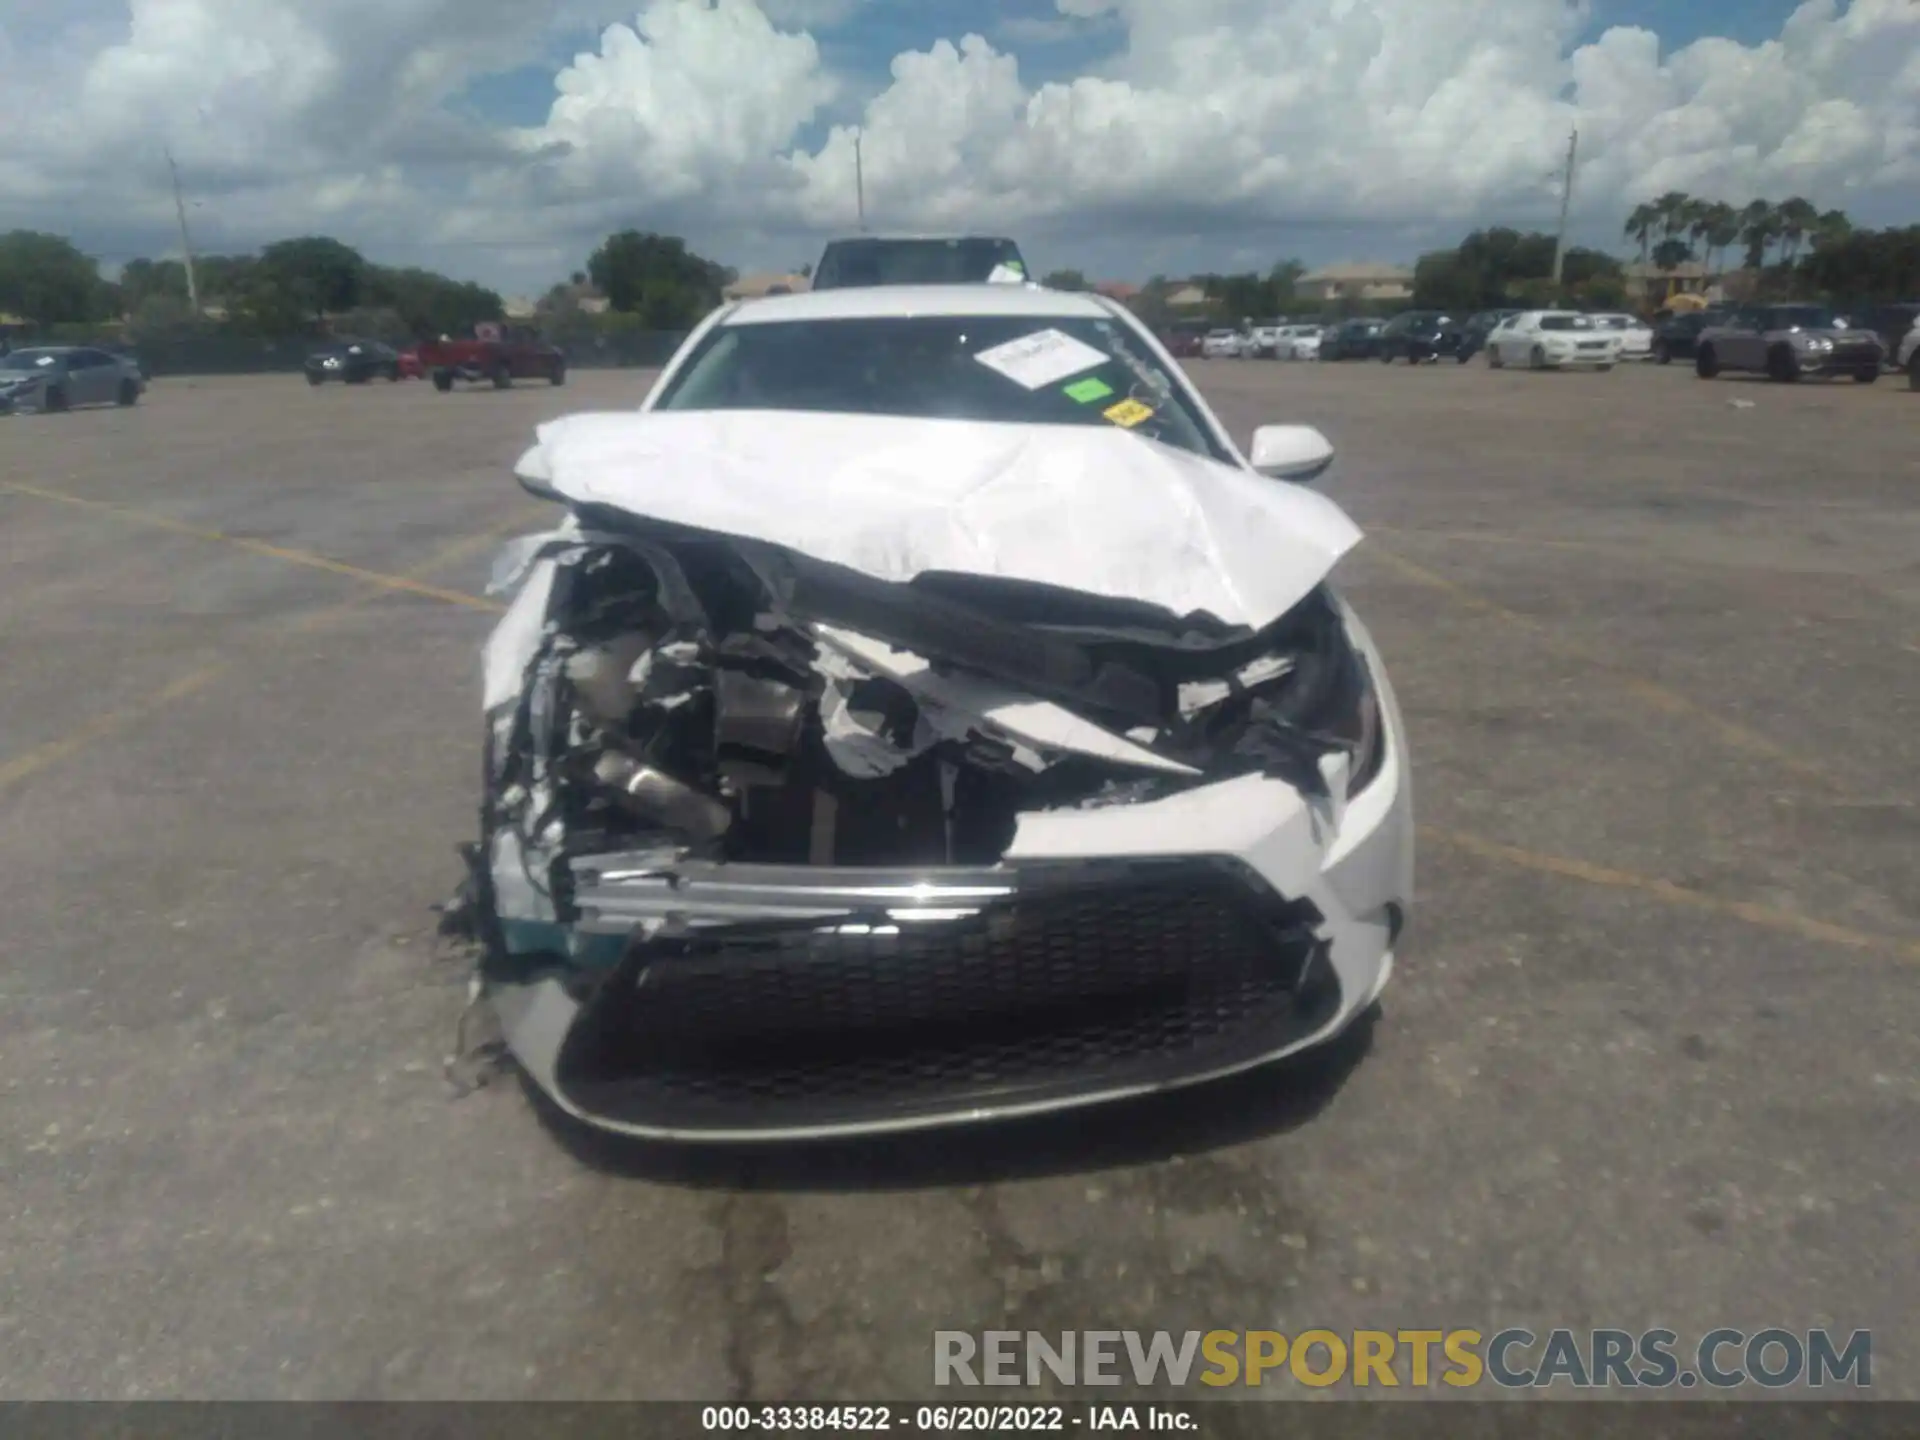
[{"x1": 0, "y1": 346, "x2": 147, "y2": 414}]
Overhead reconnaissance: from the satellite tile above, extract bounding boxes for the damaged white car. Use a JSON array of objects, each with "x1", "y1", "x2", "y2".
[{"x1": 453, "y1": 285, "x2": 1413, "y2": 1143}]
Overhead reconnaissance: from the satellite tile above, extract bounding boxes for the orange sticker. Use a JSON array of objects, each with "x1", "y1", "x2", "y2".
[{"x1": 1103, "y1": 398, "x2": 1155, "y2": 428}]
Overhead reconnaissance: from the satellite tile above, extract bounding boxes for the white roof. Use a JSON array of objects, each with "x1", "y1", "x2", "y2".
[{"x1": 721, "y1": 284, "x2": 1113, "y2": 325}]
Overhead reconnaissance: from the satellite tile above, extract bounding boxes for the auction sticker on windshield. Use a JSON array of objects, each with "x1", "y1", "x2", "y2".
[
  {"x1": 974, "y1": 328, "x2": 1108, "y2": 389},
  {"x1": 1103, "y1": 398, "x2": 1155, "y2": 428},
  {"x1": 1063, "y1": 376, "x2": 1114, "y2": 403}
]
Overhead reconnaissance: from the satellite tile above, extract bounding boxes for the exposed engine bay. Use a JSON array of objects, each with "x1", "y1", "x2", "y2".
[{"x1": 473, "y1": 513, "x2": 1385, "y2": 957}]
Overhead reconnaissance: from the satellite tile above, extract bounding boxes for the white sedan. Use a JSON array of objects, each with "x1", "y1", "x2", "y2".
[
  {"x1": 1486, "y1": 311, "x2": 1622, "y2": 371},
  {"x1": 1279, "y1": 324, "x2": 1324, "y2": 360},
  {"x1": 1201, "y1": 327, "x2": 1249, "y2": 359},
  {"x1": 462, "y1": 283, "x2": 1414, "y2": 1144},
  {"x1": 1590, "y1": 312, "x2": 1655, "y2": 360}
]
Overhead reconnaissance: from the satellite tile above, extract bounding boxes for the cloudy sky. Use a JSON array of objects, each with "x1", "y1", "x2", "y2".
[{"x1": 2, "y1": 0, "x2": 1916, "y2": 297}]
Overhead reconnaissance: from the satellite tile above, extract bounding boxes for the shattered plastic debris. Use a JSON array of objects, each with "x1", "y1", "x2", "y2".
[{"x1": 1728, "y1": 398, "x2": 1756, "y2": 409}]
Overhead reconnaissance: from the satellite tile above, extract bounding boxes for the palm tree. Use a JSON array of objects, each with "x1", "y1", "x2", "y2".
[
  {"x1": 1700, "y1": 201, "x2": 1741, "y2": 277},
  {"x1": 1652, "y1": 237, "x2": 1693, "y2": 273},
  {"x1": 1809, "y1": 208, "x2": 1853, "y2": 254},
  {"x1": 1740, "y1": 200, "x2": 1778, "y2": 270},
  {"x1": 1623, "y1": 202, "x2": 1659, "y2": 266},
  {"x1": 1775, "y1": 196, "x2": 1818, "y2": 264},
  {"x1": 1654, "y1": 191, "x2": 1694, "y2": 251}
]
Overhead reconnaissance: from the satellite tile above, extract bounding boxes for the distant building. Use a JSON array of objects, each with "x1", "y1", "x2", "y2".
[
  {"x1": 1162, "y1": 284, "x2": 1210, "y2": 309},
  {"x1": 1623, "y1": 260, "x2": 1712, "y2": 307},
  {"x1": 724, "y1": 272, "x2": 812, "y2": 301},
  {"x1": 503, "y1": 296, "x2": 539, "y2": 320},
  {"x1": 1095, "y1": 280, "x2": 1141, "y2": 303},
  {"x1": 1296, "y1": 264, "x2": 1415, "y2": 303}
]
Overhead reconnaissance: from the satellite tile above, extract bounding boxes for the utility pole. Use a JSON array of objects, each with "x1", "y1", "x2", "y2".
[
  {"x1": 853, "y1": 129, "x2": 867, "y2": 232},
  {"x1": 1550, "y1": 125, "x2": 1578, "y2": 287},
  {"x1": 165, "y1": 146, "x2": 201, "y2": 314}
]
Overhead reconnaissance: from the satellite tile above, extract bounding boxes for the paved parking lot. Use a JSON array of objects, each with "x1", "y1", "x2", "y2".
[{"x1": 2, "y1": 360, "x2": 1915, "y2": 1399}]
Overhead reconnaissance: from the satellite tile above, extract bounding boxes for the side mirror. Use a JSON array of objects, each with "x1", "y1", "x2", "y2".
[{"x1": 1248, "y1": 423, "x2": 1335, "y2": 483}]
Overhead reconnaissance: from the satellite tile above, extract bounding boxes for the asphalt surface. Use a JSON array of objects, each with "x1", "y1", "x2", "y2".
[{"x1": 1, "y1": 360, "x2": 1915, "y2": 1400}]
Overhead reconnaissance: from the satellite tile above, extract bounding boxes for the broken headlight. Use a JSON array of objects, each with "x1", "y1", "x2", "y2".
[{"x1": 1275, "y1": 611, "x2": 1384, "y2": 795}]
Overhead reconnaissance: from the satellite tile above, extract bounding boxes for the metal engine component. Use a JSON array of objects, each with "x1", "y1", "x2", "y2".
[
  {"x1": 714, "y1": 670, "x2": 807, "y2": 786},
  {"x1": 590, "y1": 752, "x2": 732, "y2": 842}
]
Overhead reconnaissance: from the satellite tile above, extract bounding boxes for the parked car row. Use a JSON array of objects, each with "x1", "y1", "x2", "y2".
[{"x1": 1201, "y1": 299, "x2": 1920, "y2": 388}]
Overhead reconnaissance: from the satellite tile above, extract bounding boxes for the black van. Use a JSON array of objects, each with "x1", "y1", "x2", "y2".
[{"x1": 811, "y1": 235, "x2": 1028, "y2": 290}]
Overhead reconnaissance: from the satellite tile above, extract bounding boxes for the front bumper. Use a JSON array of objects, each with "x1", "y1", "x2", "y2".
[
  {"x1": 1799, "y1": 342, "x2": 1883, "y2": 373},
  {"x1": 490, "y1": 611, "x2": 1412, "y2": 1143},
  {"x1": 1545, "y1": 346, "x2": 1618, "y2": 368}
]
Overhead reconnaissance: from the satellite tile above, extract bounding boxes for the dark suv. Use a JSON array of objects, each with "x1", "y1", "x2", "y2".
[
  {"x1": 811, "y1": 235, "x2": 1029, "y2": 290},
  {"x1": 1377, "y1": 310, "x2": 1466, "y2": 363}
]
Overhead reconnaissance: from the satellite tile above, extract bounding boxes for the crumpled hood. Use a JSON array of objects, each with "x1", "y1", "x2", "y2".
[{"x1": 515, "y1": 409, "x2": 1362, "y2": 630}]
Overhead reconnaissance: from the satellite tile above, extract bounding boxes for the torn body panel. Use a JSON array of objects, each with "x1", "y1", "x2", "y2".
[{"x1": 471, "y1": 422, "x2": 1409, "y2": 1142}]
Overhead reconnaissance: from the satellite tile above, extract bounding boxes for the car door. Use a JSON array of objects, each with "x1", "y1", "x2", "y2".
[
  {"x1": 1496, "y1": 315, "x2": 1527, "y2": 363},
  {"x1": 65, "y1": 349, "x2": 114, "y2": 405},
  {"x1": 508, "y1": 328, "x2": 543, "y2": 379},
  {"x1": 1723, "y1": 310, "x2": 1765, "y2": 368}
]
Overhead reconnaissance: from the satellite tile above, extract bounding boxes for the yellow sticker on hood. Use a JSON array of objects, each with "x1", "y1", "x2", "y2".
[{"x1": 1103, "y1": 397, "x2": 1155, "y2": 428}]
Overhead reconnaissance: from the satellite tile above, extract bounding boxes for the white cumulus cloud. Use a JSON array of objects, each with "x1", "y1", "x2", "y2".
[{"x1": 1, "y1": 0, "x2": 1914, "y2": 289}]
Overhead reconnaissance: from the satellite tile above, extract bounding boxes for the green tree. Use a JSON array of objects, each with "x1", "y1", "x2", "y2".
[
  {"x1": 1623, "y1": 202, "x2": 1659, "y2": 265},
  {"x1": 0, "y1": 231, "x2": 109, "y2": 325},
  {"x1": 1267, "y1": 259, "x2": 1306, "y2": 307},
  {"x1": 1651, "y1": 237, "x2": 1693, "y2": 273},
  {"x1": 363, "y1": 265, "x2": 503, "y2": 338},
  {"x1": 1697, "y1": 201, "x2": 1741, "y2": 276},
  {"x1": 118, "y1": 257, "x2": 192, "y2": 309},
  {"x1": 1740, "y1": 200, "x2": 1778, "y2": 269},
  {"x1": 586, "y1": 231, "x2": 729, "y2": 329},
  {"x1": 1798, "y1": 224, "x2": 1920, "y2": 302},
  {"x1": 258, "y1": 236, "x2": 367, "y2": 323},
  {"x1": 1653, "y1": 191, "x2": 1694, "y2": 254},
  {"x1": 1412, "y1": 227, "x2": 1619, "y2": 310},
  {"x1": 1775, "y1": 196, "x2": 1819, "y2": 264},
  {"x1": 1811, "y1": 209, "x2": 1853, "y2": 253},
  {"x1": 1041, "y1": 268, "x2": 1089, "y2": 291}
]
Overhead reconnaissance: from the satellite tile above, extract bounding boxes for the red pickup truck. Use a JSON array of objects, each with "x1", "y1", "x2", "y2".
[{"x1": 416, "y1": 323, "x2": 566, "y2": 391}]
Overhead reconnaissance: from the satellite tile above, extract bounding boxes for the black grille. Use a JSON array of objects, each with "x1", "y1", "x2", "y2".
[{"x1": 556, "y1": 862, "x2": 1338, "y2": 1134}]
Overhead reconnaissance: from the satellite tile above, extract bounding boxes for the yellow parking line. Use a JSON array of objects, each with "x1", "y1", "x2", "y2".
[
  {"x1": 0, "y1": 512, "x2": 517, "y2": 795},
  {"x1": 0, "y1": 665, "x2": 231, "y2": 790},
  {"x1": 1425, "y1": 825, "x2": 1920, "y2": 963},
  {"x1": 1, "y1": 481, "x2": 506, "y2": 613},
  {"x1": 1364, "y1": 544, "x2": 1832, "y2": 785}
]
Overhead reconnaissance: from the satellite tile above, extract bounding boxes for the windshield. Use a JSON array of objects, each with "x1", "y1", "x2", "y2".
[
  {"x1": 0, "y1": 349, "x2": 59, "y2": 371},
  {"x1": 1769, "y1": 306, "x2": 1838, "y2": 330},
  {"x1": 1538, "y1": 315, "x2": 1593, "y2": 331},
  {"x1": 813, "y1": 238, "x2": 1025, "y2": 288},
  {"x1": 655, "y1": 314, "x2": 1226, "y2": 461}
]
